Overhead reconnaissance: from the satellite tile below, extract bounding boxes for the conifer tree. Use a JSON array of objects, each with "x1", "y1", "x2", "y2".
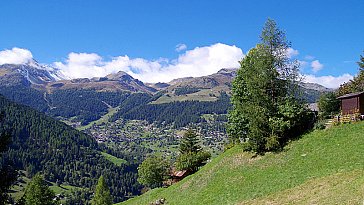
[
  {"x1": 179, "y1": 128, "x2": 201, "y2": 154},
  {"x1": 91, "y1": 176, "x2": 112, "y2": 205},
  {"x1": 176, "y1": 129, "x2": 210, "y2": 172},
  {"x1": 24, "y1": 173, "x2": 55, "y2": 205}
]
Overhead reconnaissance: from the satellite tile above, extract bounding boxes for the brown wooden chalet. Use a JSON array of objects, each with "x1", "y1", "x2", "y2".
[{"x1": 337, "y1": 91, "x2": 364, "y2": 115}]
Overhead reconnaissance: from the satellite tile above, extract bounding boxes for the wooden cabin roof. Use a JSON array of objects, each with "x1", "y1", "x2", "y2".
[
  {"x1": 337, "y1": 91, "x2": 364, "y2": 99},
  {"x1": 172, "y1": 170, "x2": 188, "y2": 177}
]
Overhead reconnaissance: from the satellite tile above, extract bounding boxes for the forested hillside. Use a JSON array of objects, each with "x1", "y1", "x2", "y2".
[
  {"x1": 0, "y1": 95, "x2": 141, "y2": 203},
  {"x1": 111, "y1": 92, "x2": 231, "y2": 128},
  {"x1": 0, "y1": 84, "x2": 136, "y2": 125},
  {"x1": 47, "y1": 89, "x2": 131, "y2": 124}
]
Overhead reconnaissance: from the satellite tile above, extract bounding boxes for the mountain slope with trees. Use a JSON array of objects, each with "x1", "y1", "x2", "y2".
[
  {"x1": 0, "y1": 95, "x2": 141, "y2": 203},
  {"x1": 0, "y1": 61, "x2": 329, "y2": 128}
]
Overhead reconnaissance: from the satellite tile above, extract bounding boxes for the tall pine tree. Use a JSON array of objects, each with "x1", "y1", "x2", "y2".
[
  {"x1": 179, "y1": 128, "x2": 201, "y2": 154},
  {"x1": 176, "y1": 129, "x2": 210, "y2": 173},
  {"x1": 91, "y1": 176, "x2": 112, "y2": 205}
]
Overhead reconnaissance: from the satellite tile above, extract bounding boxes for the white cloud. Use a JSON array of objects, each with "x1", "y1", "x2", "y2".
[
  {"x1": 0, "y1": 47, "x2": 33, "y2": 65},
  {"x1": 0, "y1": 46, "x2": 355, "y2": 89},
  {"x1": 304, "y1": 55, "x2": 315, "y2": 60},
  {"x1": 311, "y1": 60, "x2": 323, "y2": 73},
  {"x1": 54, "y1": 43, "x2": 244, "y2": 83},
  {"x1": 286, "y1": 48, "x2": 299, "y2": 58},
  {"x1": 304, "y1": 74, "x2": 353, "y2": 88},
  {"x1": 298, "y1": 60, "x2": 308, "y2": 69},
  {"x1": 175, "y1": 43, "x2": 187, "y2": 52}
]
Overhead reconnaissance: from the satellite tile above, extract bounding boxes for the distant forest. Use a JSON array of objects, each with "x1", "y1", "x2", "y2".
[
  {"x1": 0, "y1": 95, "x2": 142, "y2": 202},
  {"x1": 112, "y1": 92, "x2": 231, "y2": 128},
  {"x1": 0, "y1": 86, "x2": 232, "y2": 127}
]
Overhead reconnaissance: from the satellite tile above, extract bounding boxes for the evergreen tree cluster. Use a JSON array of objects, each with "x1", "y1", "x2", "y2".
[
  {"x1": 0, "y1": 113, "x2": 17, "y2": 205},
  {"x1": 0, "y1": 86, "x2": 133, "y2": 125},
  {"x1": 112, "y1": 92, "x2": 231, "y2": 128},
  {"x1": 0, "y1": 85, "x2": 49, "y2": 112},
  {"x1": 47, "y1": 89, "x2": 131, "y2": 125},
  {"x1": 0, "y1": 95, "x2": 141, "y2": 203},
  {"x1": 137, "y1": 129, "x2": 210, "y2": 189}
]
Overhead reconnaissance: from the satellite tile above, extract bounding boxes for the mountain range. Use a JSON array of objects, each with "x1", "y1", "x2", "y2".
[
  {"x1": 0, "y1": 60, "x2": 331, "y2": 100},
  {"x1": 0, "y1": 60, "x2": 332, "y2": 130}
]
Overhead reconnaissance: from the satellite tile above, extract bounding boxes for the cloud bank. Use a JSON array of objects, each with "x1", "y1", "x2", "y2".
[
  {"x1": 304, "y1": 74, "x2": 353, "y2": 88},
  {"x1": 0, "y1": 47, "x2": 33, "y2": 65},
  {"x1": 0, "y1": 45, "x2": 354, "y2": 88},
  {"x1": 54, "y1": 43, "x2": 244, "y2": 83}
]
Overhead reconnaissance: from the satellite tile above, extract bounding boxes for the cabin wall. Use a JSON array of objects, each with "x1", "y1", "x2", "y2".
[
  {"x1": 341, "y1": 97, "x2": 359, "y2": 114},
  {"x1": 360, "y1": 95, "x2": 364, "y2": 114}
]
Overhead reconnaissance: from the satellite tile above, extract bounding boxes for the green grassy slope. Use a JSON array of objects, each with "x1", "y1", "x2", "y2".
[
  {"x1": 119, "y1": 122, "x2": 364, "y2": 205},
  {"x1": 101, "y1": 151, "x2": 127, "y2": 166},
  {"x1": 78, "y1": 106, "x2": 119, "y2": 131},
  {"x1": 10, "y1": 171, "x2": 82, "y2": 202}
]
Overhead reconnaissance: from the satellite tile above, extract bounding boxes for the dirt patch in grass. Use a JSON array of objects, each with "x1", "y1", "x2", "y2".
[{"x1": 180, "y1": 180, "x2": 192, "y2": 191}]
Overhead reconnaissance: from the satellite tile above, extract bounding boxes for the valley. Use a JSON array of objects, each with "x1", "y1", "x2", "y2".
[
  {"x1": 0, "y1": 2, "x2": 362, "y2": 204},
  {"x1": 0, "y1": 61, "x2": 331, "y2": 204}
]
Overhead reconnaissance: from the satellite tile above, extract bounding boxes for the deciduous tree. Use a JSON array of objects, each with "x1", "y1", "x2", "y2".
[
  {"x1": 137, "y1": 156, "x2": 170, "y2": 188},
  {"x1": 227, "y1": 19, "x2": 312, "y2": 153},
  {"x1": 318, "y1": 92, "x2": 340, "y2": 119}
]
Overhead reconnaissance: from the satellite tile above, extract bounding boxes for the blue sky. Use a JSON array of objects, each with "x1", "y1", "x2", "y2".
[{"x1": 0, "y1": 0, "x2": 363, "y2": 87}]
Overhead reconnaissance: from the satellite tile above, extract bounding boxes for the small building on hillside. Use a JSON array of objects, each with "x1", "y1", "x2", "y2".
[
  {"x1": 337, "y1": 91, "x2": 364, "y2": 115},
  {"x1": 171, "y1": 170, "x2": 189, "y2": 183}
]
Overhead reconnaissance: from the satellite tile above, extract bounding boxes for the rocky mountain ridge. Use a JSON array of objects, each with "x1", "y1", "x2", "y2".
[
  {"x1": 0, "y1": 62, "x2": 331, "y2": 102},
  {"x1": 0, "y1": 62, "x2": 156, "y2": 93}
]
